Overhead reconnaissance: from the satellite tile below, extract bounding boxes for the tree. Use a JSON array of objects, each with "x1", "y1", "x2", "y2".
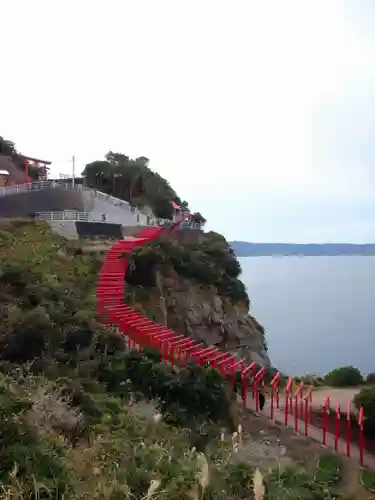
[
  {"x1": 324, "y1": 366, "x2": 363, "y2": 387},
  {"x1": 82, "y1": 151, "x2": 184, "y2": 219},
  {"x1": 191, "y1": 212, "x2": 207, "y2": 226},
  {"x1": 0, "y1": 136, "x2": 17, "y2": 156},
  {"x1": 354, "y1": 387, "x2": 375, "y2": 436}
]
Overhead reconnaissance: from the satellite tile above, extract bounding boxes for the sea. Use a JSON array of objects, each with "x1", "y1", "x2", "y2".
[{"x1": 240, "y1": 256, "x2": 375, "y2": 377}]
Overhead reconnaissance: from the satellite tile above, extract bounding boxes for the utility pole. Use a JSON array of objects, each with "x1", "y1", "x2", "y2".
[{"x1": 72, "y1": 155, "x2": 75, "y2": 189}]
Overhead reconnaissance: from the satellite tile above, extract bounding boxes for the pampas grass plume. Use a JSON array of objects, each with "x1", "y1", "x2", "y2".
[
  {"x1": 252, "y1": 468, "x2": 265, "y2": 500},
  {"x1": 146, "y1": 479, "x2": 161, "y2": 499},
  {"x1": 196, "y1": 452, "x2": 209, "y2": 499}
]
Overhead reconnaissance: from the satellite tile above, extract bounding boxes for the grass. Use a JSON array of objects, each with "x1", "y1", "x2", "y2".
[
  {"x1": 359, "y1": 468, "x2": 375, "y2": 493},
  {"x1": 313, "y1": 454, "x2": 342, "y2": 486}
]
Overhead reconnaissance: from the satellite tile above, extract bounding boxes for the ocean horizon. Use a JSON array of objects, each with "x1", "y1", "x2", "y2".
[{"x1": 240, "y1": 255, "x2": 375, "y2": 377}]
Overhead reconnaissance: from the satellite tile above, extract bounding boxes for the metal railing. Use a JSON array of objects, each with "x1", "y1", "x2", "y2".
[
  {"x1": 35, "y1": 210, "x2": 171, "y2": 227},
  {"x1": 36, "y1": 211, "x2": 98, "y2": 222},
  {"x1": 0, "y1": 181, "x2": 60, "y2": 196}
]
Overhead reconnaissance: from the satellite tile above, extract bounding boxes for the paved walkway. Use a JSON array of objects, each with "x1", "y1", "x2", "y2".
[{"x1": 242, "y1": 391, "x2": 375, "y2": 469}]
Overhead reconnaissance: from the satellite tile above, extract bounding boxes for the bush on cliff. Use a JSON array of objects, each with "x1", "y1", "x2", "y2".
[{"x1": 126, "y1": 231, "x2": 249, "y2": 307}]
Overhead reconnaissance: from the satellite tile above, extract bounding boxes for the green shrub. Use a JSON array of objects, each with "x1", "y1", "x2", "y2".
[
  {"x1": 97, "y1": 348, "x2": 235, "y2": 429},
  {"x1": 354, "y1": 386, "x2": 375, "y2": 436},
  {"x1": 0, "y1": 376, "x2": 70, "y2": 496},
  {"x1": 366, "y1": 372, "x2": 375, "y2": 385},
  {"x1": 313, "y1": 454, "x2": 342, "y2": 485},
  {"x1": 324, "y1": 366, "x2": 363, "y2": 387},
  {"x1": 360, "y1": 468, "x2": 375, "y2": 493}
]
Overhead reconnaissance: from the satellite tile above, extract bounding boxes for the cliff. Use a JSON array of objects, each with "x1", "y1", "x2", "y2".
[{"x1": 125, "y1": 230, "x2": 270, "y2": 367}]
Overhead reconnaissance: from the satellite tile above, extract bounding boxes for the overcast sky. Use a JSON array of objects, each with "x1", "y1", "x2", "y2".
[{"x1": 1, "y1": 1, "x2": 375, "y2": 242}]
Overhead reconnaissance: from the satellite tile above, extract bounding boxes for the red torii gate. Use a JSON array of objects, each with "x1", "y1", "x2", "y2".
[{"x1": 21, "y1": 155, "x2": 51, "y2": 183}]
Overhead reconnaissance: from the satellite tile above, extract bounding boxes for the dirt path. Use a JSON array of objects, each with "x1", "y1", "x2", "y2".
[
  {"x1": 238, "y1": 405, "x2": 374, "y2": 498},
  {"x1": 311, "y1": 386, "x2": 362, "y2": 410}
]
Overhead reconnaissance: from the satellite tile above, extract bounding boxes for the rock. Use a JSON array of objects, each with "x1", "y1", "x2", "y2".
[{"x1": 127, "y1": 231, "x2": 271, "y2": 368}]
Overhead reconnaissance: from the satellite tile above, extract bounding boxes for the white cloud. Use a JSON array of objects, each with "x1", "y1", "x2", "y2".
[{"x1": 1, "y1": 0, "x2": 375, "y2": 240}]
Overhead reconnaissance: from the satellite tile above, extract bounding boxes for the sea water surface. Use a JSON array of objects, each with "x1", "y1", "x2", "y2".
[{"x1": 240, "y1": 256, "x2": 375, "y2": 377}]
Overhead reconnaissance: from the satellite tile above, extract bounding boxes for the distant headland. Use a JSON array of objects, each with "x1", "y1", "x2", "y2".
[{"x1": 229, "y1": 241, "x2": 375, "y2": 257}]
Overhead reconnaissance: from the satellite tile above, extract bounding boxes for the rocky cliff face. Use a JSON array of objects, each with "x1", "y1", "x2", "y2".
[{"x1": 125, "y1": 230, "x2": 270, "y2": 368}]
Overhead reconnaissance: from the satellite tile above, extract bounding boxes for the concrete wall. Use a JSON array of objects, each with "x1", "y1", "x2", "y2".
[
  {"x1": 75, "y1": 221, "x2": 124, "y2": 239},
  {"x1": 0, "y1": 187, "x2": 86, "y2": 218},
  {"x1": 89, "y1": 196, "x2": 145, "y2": 225}
]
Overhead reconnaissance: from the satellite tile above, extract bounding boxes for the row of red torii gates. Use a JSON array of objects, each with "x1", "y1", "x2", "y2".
[{"x1": 95, "y1": 220, "x2": 367, "y2": 466}]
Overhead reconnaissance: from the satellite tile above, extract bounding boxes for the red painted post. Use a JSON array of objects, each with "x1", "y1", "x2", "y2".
[
  {"x1": 269, "y1": 372, "x2": 279, "y2": 420},
  {"x1": 210, "y1": 352, "x2": 230, "y2": 368},
  {"x1": 322, "y1": 399, "x2": 327, "y2": 447},
  {"x1": 191, "y1": 347, "x2": 215, "y2": 366},
  {"x1": 218, "y1": 356, "x2": 236, "y2": 379},
  {"x1": 346, "y1": 400, "x2": 351, "y2": 458},
  {"x1": 284, "y1": 392, "x2": 289, "y2": 426},
  {"x1": 251, "y1": 363, "x2": 256, "y2": 396},
  {"x1": 241, "y1": 362, "x2": 255, "y2": 398},
  {"x1": 174, "y1": 339, "x2": 194, "y2": 360},
  {"x1": 270, "y1": 385, "x2": 274, "y2": 420},
  {"x1": 276, "y1": 386, "x2": 280, "y2": 409},
  {"x1": 284, "y1": 377, "x2": 293, "y2": 426},
  {"x1": 241, "y1": 373, "x2": 247, "y2": 408},
  {"x1": 294, "y1": 382, "x2": 304, "y2": 434},
  {"x1": 295, "y1": 395, "x2": 299, "y2": 434},
  {"x1": 358, "y1": 407, "x2": 364, "y2": 467},
  {"x1": 289, "y1": 392, "x2": 293, "y2": 414},
  {"x1": 255, "y1": 378, "x2": 259, "y2": 412},
  {"x1": 303, "y1": 387, "x2": 312, "y2": 437},
  {"x1": 182, "y1": 343, "x2": 204, "y2": 363},
  {"x1": 227, "y1": 360, "x2": 244, "y2": 392},
  {"x1": 216, "y1": 354, "x2": 235, "y2": 370},
  {"x1": 161, "y1": 339, "x2": 168, "y2": 362},
  {"x1": 334, "y1": 403, "x2": 341, "y2": 453},
  {"x1": 253, "y1": 367, "x2": 265, "y2": 412},
  {"x1": 241, "y1": 362, "x2": 257, "y2": 407},
  {"x1": 168, "y1": 337, "x2": 184, "y2": 366},
  {"x1": 199, "y1": 348, "x2": 220, "y2": 366}
]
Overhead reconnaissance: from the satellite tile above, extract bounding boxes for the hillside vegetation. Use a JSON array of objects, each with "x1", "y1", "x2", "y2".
[{"x1": 0, "y1": 219, "x2": 360, "y2": 499}]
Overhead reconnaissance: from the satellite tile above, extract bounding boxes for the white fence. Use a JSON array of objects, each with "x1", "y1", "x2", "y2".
[
  {"x1": 0, "y1": 181, "x2": 59, "y2": 196},
  {"x1": 35, "y1": 210, "x2": 171, "y2": 227},
  {"x1": 36, "y1": 211, "x2": 100, "y2": 222}
]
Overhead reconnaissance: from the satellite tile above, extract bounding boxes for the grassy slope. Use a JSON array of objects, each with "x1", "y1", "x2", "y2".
[{"x1": 0, "y1": 219, "x2": 363, "y2": 499}]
